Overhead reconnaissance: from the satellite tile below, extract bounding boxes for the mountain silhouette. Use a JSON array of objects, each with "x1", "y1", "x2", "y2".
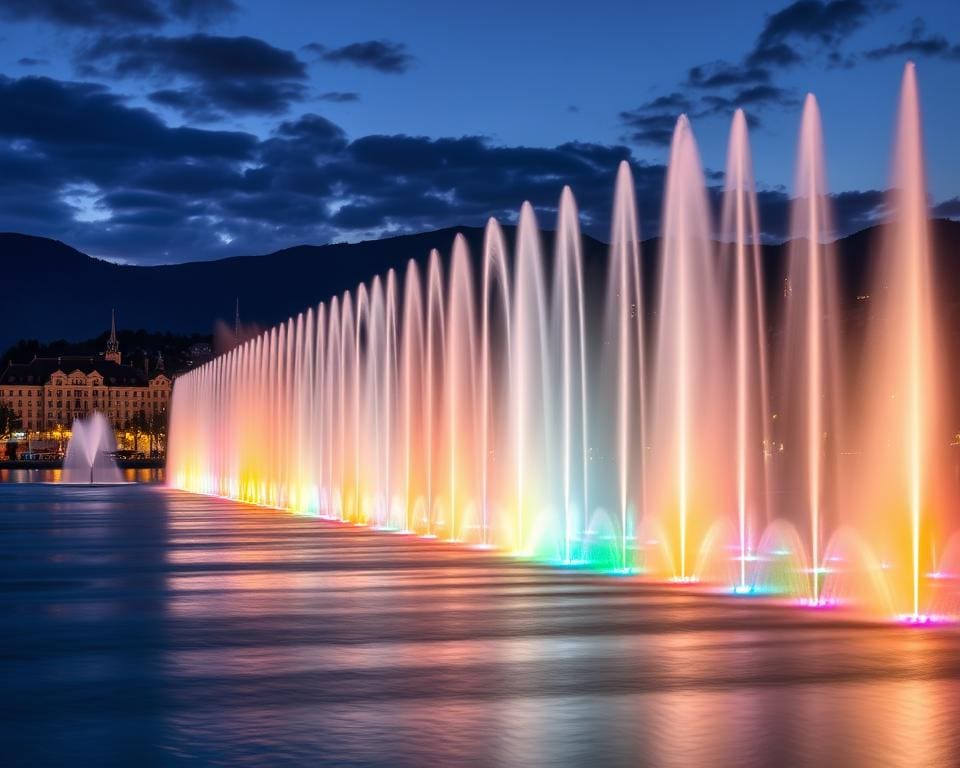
[{"x1": 3, "y1": 220, "x2": 959, "y2": 353}]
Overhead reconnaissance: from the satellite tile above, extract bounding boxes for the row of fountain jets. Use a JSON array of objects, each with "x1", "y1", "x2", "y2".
[{"x1": 168, "y1": 64, "x2": 958, "y2": 620}]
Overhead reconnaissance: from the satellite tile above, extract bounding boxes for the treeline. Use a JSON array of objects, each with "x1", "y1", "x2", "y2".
[{"x1": 1, "y1": 330, "x2": 213, "y2": 373}]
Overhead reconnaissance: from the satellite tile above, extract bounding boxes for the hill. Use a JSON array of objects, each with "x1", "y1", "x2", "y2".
[{"x1": 2, "y1": 220, "x2": 959, "y2": 353}]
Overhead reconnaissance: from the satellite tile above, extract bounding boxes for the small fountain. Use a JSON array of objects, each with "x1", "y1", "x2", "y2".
[{"x1": 62, "y1": 413, "x2": 124, "y2": 484}]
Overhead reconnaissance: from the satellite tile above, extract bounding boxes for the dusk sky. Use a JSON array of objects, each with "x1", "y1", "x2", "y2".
[{"x1": 0, "y1": 0, "x2": 958, "y2": 264}]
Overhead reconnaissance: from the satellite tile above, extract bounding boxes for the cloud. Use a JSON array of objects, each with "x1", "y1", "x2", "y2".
[
  {"x1": 0, "y1": 73, "x2": 922, "y2": 266},
  {"x1": 0, "y1": 0, "x2": 236, "y2": 28},
  {"x1": 83, "y1": 33, "x2": 306, "y2": 81},
  {"x1": 620, "y1": 0, "x2": 891, "y2": 149},
  {"x1": 620, "y1": 85, "x2": 789, "y2": 148},
  {"x1": 308, "y1": 40, "x2": 414, "y2": 74},
  {"x1": 0, "y1": 75, "x2": 255, "y2": 162},
  {"x1": 865, "y1": 19, "x2": 960, "y2": 61},
  {"x1": 82, "y1": 33, "x2": 309, "y2": 117},
  {"x1": 701, "y1": 85, "x2": 799, "y2": 114},
  {"x1": 150, "y1": 82, "x2": 307, "y2": 118},
  {"x1": 17, "y1": 57, "x2": 48, "y2": 66},
  {"x1": 619, "y1": 109, "x2": 680, "y2": 147},
  {"x1": 688, "y1": 62, "x2": 770, "y2": 89},
  {"x1": 756, "y1": 0, "x2": 877, "y2": 48},
  {"x1": 319, "y1": 91, "x2": 360, "y2": 103},
  {"x1": 934, "y1": 198, "x2": 960, "y2": 219},
  {"x1": 831, "y1": 189, "x2": 886, "y2": 231}
]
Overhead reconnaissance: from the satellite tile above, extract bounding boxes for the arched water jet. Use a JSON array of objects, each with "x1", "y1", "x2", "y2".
[
  {"x1": 553, "y1": 187, "x2": 590, "y2": 563},
  {"x1": 481, "y1": 219, "x2": 512, "y2": 547},
  {"x1": 511, "y1": 203, "x2": 551, "y2": 555},
  {"x1": 721, "y1": 109, "x2": 771, "y2": 591},
  {"x1": 425, "y1": 250, "x2": 445, "y2": 536},
  {"x1": 601, "y1": 161, "x2": 645, "y2": 571},
  {"x1": 445, "y1": 236, "x2": 479, "y2": 542},
  {"x1": 854, "y1": 62, "x2": 945, "y2": 619},
  {"x1": 401, "y1": 260, "x2": 425, "y2": 533},
  {"x1": 650, "y1": 116, "x2": 729, "y2": 581},
  {"x1": 777, "y1": 94, "x2": 844, "y2": 605}
]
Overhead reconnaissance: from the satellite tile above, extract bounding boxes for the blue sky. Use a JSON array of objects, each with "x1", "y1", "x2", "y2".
[{"x1": 0, "y1": 0, "x2": 957, "y2": 263}]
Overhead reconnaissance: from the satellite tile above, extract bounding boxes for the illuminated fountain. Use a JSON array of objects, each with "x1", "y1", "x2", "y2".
[
  {"x1": 168, "y1": 64, "x2": 959, "y2": 620},
  {"x1": 775, "y1": 93, "x2": 845, "y2": 606},
  {"x1": 63, "y1": 412, "x2": 123, "y2": 484},
  {"x1": 721, "y1": 109, "x2": 771, "y2": 593}
]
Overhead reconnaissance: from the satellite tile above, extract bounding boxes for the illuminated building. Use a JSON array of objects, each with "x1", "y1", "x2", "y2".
[{"x1": 0, "y1": 312, "x2": 172, "y2": 435}]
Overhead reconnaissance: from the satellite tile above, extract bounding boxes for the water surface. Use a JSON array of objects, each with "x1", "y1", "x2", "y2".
[{"x1": 1, "y1": 483, "x2": 957, "y2": 767}]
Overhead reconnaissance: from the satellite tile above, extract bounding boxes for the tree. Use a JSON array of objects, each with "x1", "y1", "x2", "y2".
[
  {"x1": 0, "y1": 403, "x2": 21, "y2": 438},
  {"x1": 147, "y1": 408, "x2": 168, "y2": 456},
  {"x1": 130, "y1": 409, "x2": 150, "y2": 455}
]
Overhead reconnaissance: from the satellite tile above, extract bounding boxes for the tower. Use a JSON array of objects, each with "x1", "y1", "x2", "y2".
[{"x1": 105, "y1": 309, "x2": 121, "y2": 364}]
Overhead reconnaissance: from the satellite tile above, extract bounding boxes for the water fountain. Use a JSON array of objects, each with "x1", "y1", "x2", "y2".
[
  {"x1": 62, "y1": 412, "x2": 123, "y2": 484},
  {"x1": 167, "y1": 63, "x2": 959, "y2": 620}
]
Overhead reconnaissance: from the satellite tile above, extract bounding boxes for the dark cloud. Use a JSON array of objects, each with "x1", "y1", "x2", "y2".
[
  {"x1": 702, "y1": 85, "x2": 799, "y2": 114},
  {"x1": 619, "y1": 109, "x2": 680, "y2": 147},
  {"x1": 0, "y1": 72, "x2": 925, "y2": 266},
  {"x1": 934, "y1": 198, "x2": 960, "y2": 219},
  {"x1": 831, "y1": 189, "x2": 886, "y2": 231},
  {"x1": 688, "y1": 62, "x2": 770, "y2": 89},
  {"x1": 620, "y1": 86, "x2": 786, "y2": 148},
  {"x1": 0, "y1": 76, "x2": 255, "y2": 162},
  {"x1": 83, "y1": 33, "x2": 306, "y2": 81},
  {"x1": 17, "y1": 57, "x2": 48, "y2": 66},
  {"x1": 756, "y1": 0, "x2": 876, "y2": 48},
  {"x1": 865, "y1": 19, "x2": 960, "y2": 61},
  {"x1": 150, "y1": 81, "x2": 307, "y2": 118},
  {"x1": 82, "y1": 33, "x2": 308, "y2": 117},
  {"x1": 319, "y1": 91, "x2": 360, "y2": 103},
  {"x1": 308, "y1": 40, "x2": 414, "y2": 74},
  {"x1": 621, "y1": 0, "x2": 890, "y2": 150},
  {"x1": 746, "y1": 42, "x2": 802, "y2": 68},
  {"x1": 747, "y1": 0, "x2": 893, "y2": 69},
  {"x1": 0, "y1": 0, "x2": 235, "y2": 28}
]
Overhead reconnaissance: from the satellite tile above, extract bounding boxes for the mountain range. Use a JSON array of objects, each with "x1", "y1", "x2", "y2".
[{"x1": 3, "y1": 219, "x2": 959, "y2": 354}]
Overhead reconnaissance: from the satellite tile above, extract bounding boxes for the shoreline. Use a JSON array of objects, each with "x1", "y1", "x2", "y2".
[{"x1": 0, "y1": 458, "x2": 165, "y2": 470}]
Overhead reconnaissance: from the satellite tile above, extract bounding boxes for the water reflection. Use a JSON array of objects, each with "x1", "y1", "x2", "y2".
[
  {"x1": 0, "y1": 467, "x2": 165, "y2": 484},
  {"x1": 0, "y1": 484, "x2": 958, "y2": 766}
]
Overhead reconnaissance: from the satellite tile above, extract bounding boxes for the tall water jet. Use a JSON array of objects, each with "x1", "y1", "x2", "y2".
[
  {"x1": 63, "y1": 412, "x2": 123, "y2": 484},
  {"x1": 651, "y1": 116, "x2": 730, "y2": 581},
  {"x1": 552, "y1": 187, "x2": 590, "y2": 563},
  {"x1": 401, "y1": 260, "x2": 425, "y2": 533},
  {"x1": 445, "y1": 235, "x2": 479, "y2": 541},
  {"x1": 425, "y1": 250, "x2": 445, "y2": 536},
  {"x1": 511, "y1": 203, "x2": 550, "y2": 555},
  {"x1": 778, "y1": 94, "x2": 844, "y2": 605},
  {"x1": 602, "y1": 161, "x2": 645, "y2": 571},
  {"x1": 855, "y1": 63, "x2": 943, "y2": 618},
  {"x1": 481, "y1": 219, "x2": 512, "y2": 546},
  {"x1": 721, "y1": 109, "x2": 771, "y2": 590}
]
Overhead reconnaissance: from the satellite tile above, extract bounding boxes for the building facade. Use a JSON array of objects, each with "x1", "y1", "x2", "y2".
[{"x1": 0, "y1": 314, "x2": 172, "y2": 435}]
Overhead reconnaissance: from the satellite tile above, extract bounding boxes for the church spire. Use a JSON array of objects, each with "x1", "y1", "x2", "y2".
[{"x1": 105, "y1": 309, "x2": 121, "y2": 364}]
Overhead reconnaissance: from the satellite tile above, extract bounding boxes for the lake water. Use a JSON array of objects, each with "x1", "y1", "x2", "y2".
[{"x1": 1, "y1": 481, "x2": 958, "y2": 767}]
